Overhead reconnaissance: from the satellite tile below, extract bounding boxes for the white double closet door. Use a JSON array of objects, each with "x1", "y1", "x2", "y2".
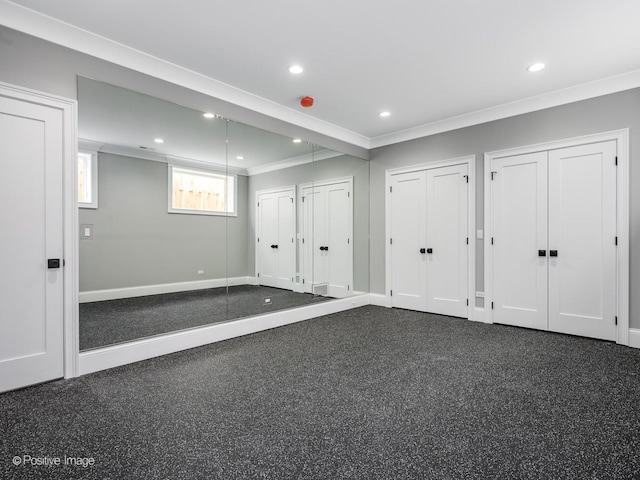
[
  {"x1": 389, "y1": 163, "x2": 469, "y2": 317},
  {"x1": 256, "y1": 188, "x2": 296, "y2": 290},
  {"x1": 301, "y1": 179, "x2": 353, "y2": 298},
  {"x1": 491, "y1": 141, "x2": 617, "y2": 341}
]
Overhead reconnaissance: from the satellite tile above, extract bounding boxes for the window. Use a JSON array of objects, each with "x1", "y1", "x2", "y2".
[
  {"x1": 168, "y1": 165, "x2": 236, "y2": 216},
  {"x1": 78, "y1": 150, "x2": 98, "y2": 208}
]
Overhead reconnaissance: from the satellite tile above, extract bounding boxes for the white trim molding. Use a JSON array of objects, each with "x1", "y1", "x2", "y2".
[
  {"x1": 79, "y1": 277, "x2": 255, "y2": 303},
  {"x1": 629, "y1": 329, "x2": 640, "y2": 349},
  {"x1": 483, "y1": 129, "x2": 630, "y2": 345},
  {"x1": 79, "y1": 293, "x2": 371, "y2": 375}
]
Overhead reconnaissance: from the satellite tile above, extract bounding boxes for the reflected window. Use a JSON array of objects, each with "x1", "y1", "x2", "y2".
[
  {"x1": 169, "y1": 165, "x2": 236, "y2": 216},
  {"x1": 78, "y1": 150, "x2": 98, "y2": 208}
]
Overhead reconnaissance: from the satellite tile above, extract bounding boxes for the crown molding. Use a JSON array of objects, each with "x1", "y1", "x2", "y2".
[
  {"x1": 246, "y1": 149, "x2": 343, "y2": 177},
  {"x1": 0, "y1": 1, "x2": 370, "y2": 149},
  {"x1": 370, "y1": 69, "x2": 640, "y2": 149},
  {"x1": 4, "y1": 1, "x2": 640, "y2": 153}
]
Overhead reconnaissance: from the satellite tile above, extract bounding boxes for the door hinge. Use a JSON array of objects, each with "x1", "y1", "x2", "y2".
[
  {"x1": 292, "y1": 238, "x2": 294, "y2": 243},
  {"x1": 491, "y1": 237, "x2": 494, "y2": 245},
  {"x1": 390, "y1": 238, "x2": 393, "y2": 245},
  {"x1": 303, "y1": 279, "x2": 305, "y2": 284},
  {"x1": 348, "y1": 192, "x2": 350, "y2": 197},
  {"x1": 466, "y1": 299, "x2": 469, "y2": 306},
  {"x1": 491, "y1": 171, "x2": 497, "y2": 180},
  {"x1": 615, "y1": 316, "x2": 618, "y2": 325},
  {"x1": 464, "y1": 175, "x2": 469, "y2": 183},
  {"x1": 466, "y1": 237, "x2": 469, "y2": 245},
  {"x1": 615, "y1": 156, "x2": 618, "y2": 166},
  {"x1": 257, "y1": 273, "x2": 260, "y2": 277},
  {"x1": 347, "y1": 238, "x2": 350, "y2": 244},
  {"x1": 302, "y1": 197, "x2": 305, "y2": 202},
  {"x1": 390, "y1": 186, "x2": 393, "y2": 193},
  {"x1": 257, "y1": 237, "x2": 260, "y2": 242},
  {"x1": 615, "y1": 236, "x2": 618, "y2": 246},
  {"x1": 257, "y1": 202, "x2": 260, "y2": 207},
  {"x1": 292, "y1": 277, "x2": 294, "y2": 282},
  {"x1": 348, "y1": 285, "x2": 350, "y2": 291},
  {"x1": 390, "y1": 290, "x2": 393, "y2": 297},
  {"x1": 491, "y1": 301, "x2": 494, "y2": 310},
  {"x1": 302, "y1": 238, "x2": 305, "y2": 244},
  {"x1": 63, "y1": 259, "x2": 66, "y2": 267},
  {"x1": 290, "y1": 198, "x2": 293, "y2": 203}
]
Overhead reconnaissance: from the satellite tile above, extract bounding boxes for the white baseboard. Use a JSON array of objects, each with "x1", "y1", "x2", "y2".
[
  {"x1": 79, "y1": 293, "x2": 370, "y2": 375},
  {"x1": 628, "y1": 329, "x2": 640, "y2": 349},
  {"x1": 79, "y1": 277, "x2": 255, "y2": 303},
  {"x1": 473, "y1": 307, "x2": 488, "y2": 323},
  {"x1": 368, "y1": 293, "x2": 390, "y2": 307}
]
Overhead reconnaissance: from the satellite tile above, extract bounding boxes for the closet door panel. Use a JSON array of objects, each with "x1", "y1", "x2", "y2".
[
  {"x1": 326, "y1": 183, "x2": 351, "y2": 297},
  {"x1": 257, "y1": 193, "x2": 278, "y2": 287},
  {"x1": 276, "y1": 193, "x2": 295, "y2": 288},
  {"x1": 426, "y1": 164, "x2": 468, "y2": 317},
  {"x1": 548, "y1": 141, "x2": 617, "y2": 340},
  {"x1": 389, "y1": 171, "x2": 427, "y2": 311},
  {"x1": 492, "y1": 152, "x2": 548, "y2": 330}
]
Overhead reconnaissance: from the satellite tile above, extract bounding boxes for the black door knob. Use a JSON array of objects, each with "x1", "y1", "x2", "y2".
[
  {"x1": 420, "y1": 248, "x2": 426, "y2": 254},
  {"x1": 270, "y1": 245, "x2": 275, "y2": 248},
  {"x1": 325, "y1": 246, "x2": 329, "y2": 251},
  {"x1": 47, "y1": 258, "x2": 61, "y2": 269},
  {"x1": 274, "y1": 245, "x2": 278, "y2": 249},
  {"x1": 426, "y1": 248, "x2": 433, "y2": 254},
  {"x1": 538, "y1": 250, "x2": 546, "y2": 257},
  {"x1": 550, "y1": 250, "x2": 558, "y2": 257}
]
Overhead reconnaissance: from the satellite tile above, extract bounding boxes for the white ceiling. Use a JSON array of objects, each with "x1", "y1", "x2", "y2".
[{"x1": 5, "y1": 0, "x2": 640, "y2": 148}]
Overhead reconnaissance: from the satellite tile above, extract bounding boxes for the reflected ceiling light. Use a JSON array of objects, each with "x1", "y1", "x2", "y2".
[
  {"x1": 527, "y1": 62, "x2": 545, "y2": 72},
  {"x1": 154, "y1": 138, "x2": 164, "y2": 144},
  {"x1": 236, "y1": 156, "x2": 244, "y2": 160},
  {"x1": 289, "y1": 65, "x2": 304, "y2": 74},
  {"x1": 379, "y1": 111, "x2": 391, "y2": 118},
  {"x1": 292, "y1": 138, "x2": 302, "y2": 143},
  {"x1": 203, "y1": 112, "x2": 215, "y2": 119}
]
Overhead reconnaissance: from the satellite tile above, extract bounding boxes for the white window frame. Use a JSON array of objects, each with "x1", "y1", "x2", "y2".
[
  {"x1": 78, "y1": 149, "x2": 98, "y2": 209},
  {"x1": 168, "y1": 164, "x2": 237, "y2": 217}
]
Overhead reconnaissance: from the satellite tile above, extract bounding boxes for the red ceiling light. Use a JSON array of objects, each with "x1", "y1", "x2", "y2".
[{"x1": 300, "y1": 96, "x2": 314, "y2": 108}]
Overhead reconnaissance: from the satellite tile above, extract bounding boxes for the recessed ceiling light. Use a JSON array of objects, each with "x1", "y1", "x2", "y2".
[
  {"x1": 154, "y1": 138, "x2": 164, "y2": 144},
  {"x1": 527, "y1": 62, "x2": 545, "y2": 72},
  {"x1": 203, "y1": 112, "x2": 215, "y2": 119},
  {"x1": 289, "y1": 65, "x2": 303, "y2": 74},
  {"x1": 236, "y1": 156, "x2": 244, "y2": 160},
  {"x1": 292, "y1": 138, "x2": 302, "y2": 143},
  {"x1": 379, "y1": 111, "x2": 391, "y2": 118}
]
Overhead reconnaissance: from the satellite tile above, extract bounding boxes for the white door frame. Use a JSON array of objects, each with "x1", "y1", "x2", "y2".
[
  {"x1": 255, "y1": 185, "x2": 297, "y2": 288},
  {"x1": 483, "y1": 129, "x2": 630, "y2": 345},
  {"x1": 299, "y1": 176, "x2": 354, "y2": 295},
  {"x1": 0, "y1": 81, "x2": 79, "y2": 379},
  {"x1": 385, "y1": 155, "x2": 476, "y2": 318}
]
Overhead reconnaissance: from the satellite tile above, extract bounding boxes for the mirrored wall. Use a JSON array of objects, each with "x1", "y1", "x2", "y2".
[{"x1": 77, "y1": 77, "x2": 369, "y2": 351}]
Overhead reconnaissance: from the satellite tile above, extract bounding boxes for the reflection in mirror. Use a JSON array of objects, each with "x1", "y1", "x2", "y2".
[{"x1": 77, "y1": 77, "x2": 369, "y2": 352}]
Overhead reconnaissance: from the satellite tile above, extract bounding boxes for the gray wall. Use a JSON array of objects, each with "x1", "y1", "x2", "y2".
[
  {"x1": 248, "y1": 155, "x2": 370, "y2": 292},
  {"x1": 0, "y1": 26, "x2": 368, "y2": 160},
  {"x1": 79, "y1": 153, "x2": 248, "y2": 291},
  {"x1": 370, "y1": 88, "x2": 640, "y2": 327}
]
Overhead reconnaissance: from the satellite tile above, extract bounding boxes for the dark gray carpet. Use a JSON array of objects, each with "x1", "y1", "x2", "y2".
[
  {"x1": 3, "y1": 306, "x2": 640, "y2": 479},
  {"x1": 79, "y1": 285, "x2": 329, "y2": 350}
]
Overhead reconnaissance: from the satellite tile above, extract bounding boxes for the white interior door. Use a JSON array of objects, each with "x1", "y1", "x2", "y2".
[
  {"x1": 257, "y1": 188, "x2": 295, "y2": 290},
  {"x1": 492, "y1": 152, "x2": 548, "y2": 330},
  {"x1": 390, "y1": 171, "x2": 427, "y2": 311},
  {"x1": 0, "y1": 95, "x2": 65, "y2": 392},
  {"x1": 426, "y1": 164, "x2": 469, "y2": 317},
  {"x1": 326, "y1": 182, "x2": 352, "y2": 298},
  {"x1": 301, "y1": 186, "x2": 322, "y2": 293},
  {"x1": 548, "y1": 141, "x2": 617, "y2": 340}
]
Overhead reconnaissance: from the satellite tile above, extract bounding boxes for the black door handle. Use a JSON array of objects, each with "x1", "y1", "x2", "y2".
[
  {"x1": 47, "y1": 259, "x2": 61, "y2": 269},
  {"x1": 550, "y1": 250, "x2": 558, "y2": 257},
  {"x1": 538, "y1": 250, "x2": 546, "y2": 257},
  {"x1": 270, "y1": 245, "x2": 275, "y2": 248},
  {"x1": 426, "y1": 248, "x2": 433, "y2": 254},
  {"x1": 325, "y1": 246, "x2": 328, "y2": 251},
  {"x1": 274, "y1": 245, "x2": 278, "y2": 249},
  {"x1": 420, "y1": 248, "x2": 426, "y2": 254}
]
